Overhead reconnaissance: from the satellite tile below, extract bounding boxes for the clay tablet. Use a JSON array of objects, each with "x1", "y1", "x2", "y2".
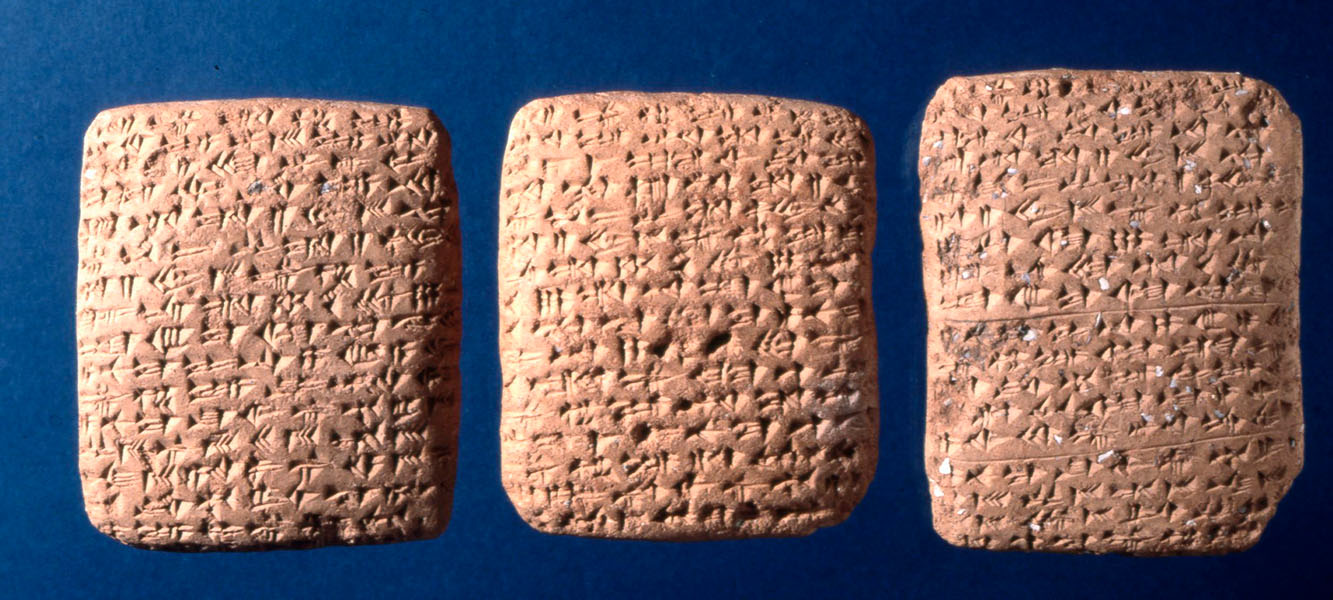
[
  {"x1": 499, "y1": 93, "x2": 878, "y2": 539},
  {"x1": 919, "y1": 70, "x2": 1303, "y2": 554},
  {"x1": 77, "y1": 99, "x2": 461, "y2": 550}
]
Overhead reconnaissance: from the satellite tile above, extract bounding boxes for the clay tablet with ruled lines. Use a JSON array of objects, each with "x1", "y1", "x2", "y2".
[
  {"x1": 919, "y1": 70, "x2": 1303, "y2": 554},
  {"x1": 499, "y1": 93, "x2": 878, "y2": 540},
  {"x1": 77, "y1": 99, "x2": 461, "y2": 550}
]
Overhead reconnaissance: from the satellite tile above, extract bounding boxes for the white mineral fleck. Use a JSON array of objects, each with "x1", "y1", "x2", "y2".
[
  {"x1": 933, "y1": 140, "x2": 944, "y2": 149},
  {"x1": 1029, "y1": 522, "x2": 1043, "y2": 532},
  {"x1": 922, "y1": 156, "x2": 932, "y2": 165},
  {"x1": 1098, "y1": 277, "x2": 1110, "y2": 291},
  {"x1": 1097, "y1": 450, "x2": 1118, "y2": 463},
  {"x1": 938, "y1": 458, "x2": 952, "y2": 475},
  {"x1": 1118, "y1": 106, "x2": 1131, "y2": 115},
  {"x1": 933, "y1": 484, "x2": 944, "y2": 498},
  {"x1": 1007, "y1": 167, "x2": 1018, "y2": 175},
  {"x1": 1023, "y1": 329, "x2": 1038, "y2": 342},
  {"x1": 1194, "y1": 184, "x2": 1203, "y2": 194}
]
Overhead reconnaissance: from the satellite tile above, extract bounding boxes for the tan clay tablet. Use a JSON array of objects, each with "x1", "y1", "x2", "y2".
[
  {"x1": 77, "y1": 99, "x2": 461, "y2": 550},
  {"x1": 499, "y1": 93, "x2": 878, "y2": 540},
  {"x1": 919, "y1": 70, "x2": 1303, "y2": 555}
]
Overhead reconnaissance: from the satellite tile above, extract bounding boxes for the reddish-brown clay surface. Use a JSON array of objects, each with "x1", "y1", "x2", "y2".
[
  {"x1": 77, "y1": 99, "x2": 461, "y2": 550},
  {"x1": 919, "y1": 70, "x2": 1303, "y2": 554},
  {"x1": 499, "y1": 93, "x2": 879, "y2": 540}
]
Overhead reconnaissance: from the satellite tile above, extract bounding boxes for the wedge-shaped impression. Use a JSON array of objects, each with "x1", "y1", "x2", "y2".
[
  {"x1": 919, "y1": 70, "x2": 1303, "y2": 554},
  {"x1": 77, "y1": 99, "x2": 461, "y2": 550},
  {"x1": 499, "y1": 93, "x2": 879, "y2": 540}
]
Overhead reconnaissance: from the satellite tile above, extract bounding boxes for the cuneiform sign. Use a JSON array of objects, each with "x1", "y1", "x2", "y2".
[
  {"x1": 77, "y1": 99, "x2": 461, "y2": 550},
  {"x1": 919, "y1": 70, "x2": 1303, "y2": 554},
  {"x1": 499, "y1": 93, "x2": 879, "y2": 539}
]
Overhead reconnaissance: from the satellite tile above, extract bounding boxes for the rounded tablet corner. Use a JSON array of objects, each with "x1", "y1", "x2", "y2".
[
  {"x1": 1221, "y1": 529, "x2": 1264, "y2": 555},
  {"x1": 498, "y1": 476, "x2": 561, "y2": 537},
  {"x1": 506, "y1": 97, "x2": 558, "y2": 135},
  {"x1": 929, "y1": 512, "x2": 978, "y2": 551},
  {"x1": 414, "y1": 106, "x2": 453, "y2": 146},
  {"x1": 1236, "y1": 74, "x2": 1303, "y2": 156},
  {"x1": 510, "y1": 508, "x2": 571, "y2": 538},
  {"x1": 83, "y1": 105, "x2": 131, "y2": 148},
  {"x1": 829, "y1": 105, "x2": 876, "y2": 175},
  {"x1": 812, "y1": 464, "x2": 877, "y2": 536},
  {"x1": 407, "y1": 502, "x2": 454, "y2": 543},
  {"x1": 83, "y1": 513, "x2": 159, "y2": 552},
  {"x1": 1237, "y1": 74, "x2": 1294, "y2": 112},
  {"x1": 84, "y1": 513, "x2": 125, "y2": 544},
  {"x1": 799, "y1": 506, "x2": 856, "y2": 538},
  {"x1": 926, "y1": 75, "x2": 975, "y2": 108}
]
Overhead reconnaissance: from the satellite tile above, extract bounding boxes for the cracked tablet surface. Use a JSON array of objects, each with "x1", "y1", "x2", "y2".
[
  {"x1": 76, "y1": 99, "x2": 461, "y2": 550},
  {"x1": 499, "y1": 92, "x2": 878, "y2": 540},
  {"x1": 919, "y1": 70, "x2": 1303, "y2": 554}
]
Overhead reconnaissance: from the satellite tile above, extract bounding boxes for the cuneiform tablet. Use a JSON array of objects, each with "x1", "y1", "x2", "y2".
[
  {"x1": 77, "y1": 99, "x2": 461, "y2": 550},
  {"x1": 919, "y1": 70, "x2": 1303, "y2": 554},
  {"x1": 499, "y1": 93, "x2": 878, "y2": 540}
]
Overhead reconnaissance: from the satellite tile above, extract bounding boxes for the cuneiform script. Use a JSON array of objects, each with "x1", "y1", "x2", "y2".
[
  {"x1": 77, "y1": 99, "x2": 461, "y2": 550},
  {"x1": 919, "y1": 71, "x2": 1303, "y2": 554},
  {"x1": 499, "y1": 93, "x2": 878, "y2": 539}
]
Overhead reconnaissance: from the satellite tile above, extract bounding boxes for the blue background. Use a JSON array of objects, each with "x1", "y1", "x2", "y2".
[{"x1": 1, "y1": 1, "x2": 1328, "y2": 598}]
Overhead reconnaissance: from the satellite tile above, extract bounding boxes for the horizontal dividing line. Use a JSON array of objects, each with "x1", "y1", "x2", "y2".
[
  {"x1": 941, "y1": 300, "x2": 1282, "y2": 324},
  {"x1": 947, "y1": 428, "x2": 1298, "y2": 465}
]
